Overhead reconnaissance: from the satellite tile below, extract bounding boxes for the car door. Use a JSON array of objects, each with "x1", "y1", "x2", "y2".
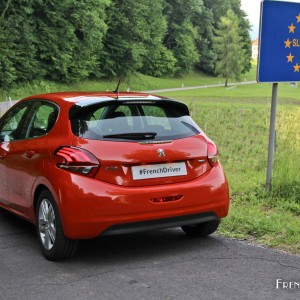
[
  {"x1": 0, "y1": 102, "x2": 33, "y2": 209},
  {"x1": 1, "y1": 100, "x2": 58, "y2": 213},
  {"x1": 0, "y1": 141, "x2": 9, "y2": 205}
]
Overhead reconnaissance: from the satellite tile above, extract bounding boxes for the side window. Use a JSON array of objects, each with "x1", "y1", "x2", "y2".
[
  {"x1": 0, "y1": 103, "x2": 30, "y2": 142},
  {"x1": 26, "y1": 102, "x2": 58, "y2": 139}
]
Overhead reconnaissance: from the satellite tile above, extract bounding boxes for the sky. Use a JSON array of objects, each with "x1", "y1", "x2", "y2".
[{"x1": 241, "y1": 0, "x2": 300, "y2": 40}]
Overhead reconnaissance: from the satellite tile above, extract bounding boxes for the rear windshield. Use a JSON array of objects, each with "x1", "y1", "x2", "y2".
[{"x1": 70, "y1": 102, "x2": 201, "y2": 141}]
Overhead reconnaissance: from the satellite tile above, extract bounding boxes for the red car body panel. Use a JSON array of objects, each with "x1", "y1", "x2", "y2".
[{"x1": 0, "y1": 92, "x2": 230, "y2": 240}]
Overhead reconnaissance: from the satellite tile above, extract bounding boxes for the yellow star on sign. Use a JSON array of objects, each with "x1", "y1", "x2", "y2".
[
  {"x1": 284, "y1": 38, "x2": 292, "y2": 48},
  {"x1": 287, "y1": 53, "x2": 294, "y2": 63},
  {"x1": 293, "y1": 63, "x2": 300, "y2": 72},
  {"x1": 289, "y1": 23, "x2": 296, "y2": 33},
  {"x1": 296, "y1": 14, "x2": 300, "y2": 23}
]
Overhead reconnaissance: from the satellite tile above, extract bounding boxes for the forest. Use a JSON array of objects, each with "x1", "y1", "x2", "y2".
[{"x1": 0, "y1": 0, "x2": 251, "y2": 89}]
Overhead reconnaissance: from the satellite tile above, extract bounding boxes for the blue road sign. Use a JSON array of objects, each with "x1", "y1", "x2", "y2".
[{"x1": 258, "y1": 0, "x2": 300, "y2": 82}]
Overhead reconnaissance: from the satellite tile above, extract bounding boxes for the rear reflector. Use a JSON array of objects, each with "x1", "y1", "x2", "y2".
[{"x1": 150, "y1": 195, "x2": 183, "y2": 203}]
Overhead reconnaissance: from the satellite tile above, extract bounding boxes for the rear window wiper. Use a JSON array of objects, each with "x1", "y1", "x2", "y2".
[{"x1": 103, "y1": 132, "x2": 157, "y2": 140}]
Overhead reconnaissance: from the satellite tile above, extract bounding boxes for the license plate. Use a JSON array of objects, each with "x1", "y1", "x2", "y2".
[{"x1": 132, "y1": 162, "x2": 187, "y2": 180}]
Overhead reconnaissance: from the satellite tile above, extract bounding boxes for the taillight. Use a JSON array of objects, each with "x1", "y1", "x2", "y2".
[
  {"x1": 55, "y1": 146, "x2": 100, "y2": 177},
  {"x1": 207, "y1": 140, "x2": 219, "y2": 167}
]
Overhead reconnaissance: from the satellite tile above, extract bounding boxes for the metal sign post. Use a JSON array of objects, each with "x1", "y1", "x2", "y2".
[
  {"x1": 258, "y1": 0, "x2": 300, "y2": 191},
  {"x1": 266, "y1": 83, "x2": 278, "y2": 192}
]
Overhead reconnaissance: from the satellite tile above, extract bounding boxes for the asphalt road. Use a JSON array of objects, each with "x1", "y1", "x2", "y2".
[
  {"x1": 142, "y1": 80, "x2": 257, "y2": 94},
  {"x1": 0, "y1": 208, "x2": 299, "y2": 300}
]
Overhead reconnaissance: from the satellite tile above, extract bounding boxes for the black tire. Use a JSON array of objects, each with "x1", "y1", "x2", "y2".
[
  {"x1": 36, "y1": 190, "x2": 78, "y2": 261},
  {"x1": 181, "y1": 220, "x2": 221, "y2": 237}
]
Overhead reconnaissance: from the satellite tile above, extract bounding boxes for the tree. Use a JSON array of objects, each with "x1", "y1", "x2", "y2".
[
  {"x1": 99, "y1": 0, "x2": 150, "y2": 79},
  {"x1": 139, "y1": 0, "x2": 177, "y2": 77},
  {"x1": 32, "y1": 0, "x2": 109, "y2": 82},
  {"x1": 203, "y1": 0, "x2": 231, "y2": 21},
  {"x1": 0, "y1": 0, "x2": 12, "y2": 20},
  {"x1": 164, "y1": 0, "x2": 202, "y2": 74},
  {"x1": 197, "y1": 0, "x2": 251, "y2": 75},
  {"x1": 213, "y1": 10, "x2": 244, "y2": 87},
  {"x1": 99, "y1": 0, "x2": 176, "y2": 79},
  {"x1": 0, "y1": 28, "x2": 16, "y2": 90},
  {"x1": 230, "y1": 0, "x2": 252, "y2": 74},
  {"x1": 0, "y1": 0, "x2": 39, "y2": 89},
  {"x1": 0, "y1": 0, "x2": 252, "y2": 88},
  {"x1": 193, "y1": 5, "x2": 216, "y2": 74},
  {"x1": 0, "y1": 0, "x2": 109, "y2": 88}
]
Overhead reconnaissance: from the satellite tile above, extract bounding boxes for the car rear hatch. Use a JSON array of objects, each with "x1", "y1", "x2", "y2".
[{"x1": 69, "y1": 97, "x2": 212, "y2": 187}]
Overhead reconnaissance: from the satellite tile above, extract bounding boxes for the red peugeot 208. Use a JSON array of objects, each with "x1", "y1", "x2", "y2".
[{"x1": 0, "y1": 92, "x2": 229, "y2": 260}]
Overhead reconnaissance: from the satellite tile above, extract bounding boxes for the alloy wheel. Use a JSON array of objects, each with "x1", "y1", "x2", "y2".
[{"x1": 38, "y1": 198, "x2": 56, "y2": 250}]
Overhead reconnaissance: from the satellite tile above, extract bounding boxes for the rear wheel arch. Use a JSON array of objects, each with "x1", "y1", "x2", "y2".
[
  {"x1": 33, "y1": 184, "x2": 66, "y2": 230},
  {"x1": 34, "y1": 185, "x2": 50, "y2": 215},
  {"x1": 35, "y1": 188, "x2": 78, "y2": 260}
]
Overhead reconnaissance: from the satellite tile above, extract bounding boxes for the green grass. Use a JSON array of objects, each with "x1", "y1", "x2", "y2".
[
  {"x1": 0, "y1": 72, "x2": 223, "y2": 101},
  {"x1": 220, "y1": 194, "x2": 300, "y2": 253},
  {"x1": 162, "y1": 81, "x2": 300, "y2": 103},
  {"x1": 0, "y1": 62, "x2": 257, "y2": 101},
  {"x1": 160, "y1": 92, "x2": 300, "y2": 254}
]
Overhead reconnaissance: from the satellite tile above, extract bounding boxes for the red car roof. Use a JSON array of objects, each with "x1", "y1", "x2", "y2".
[{"x1": 22, "y1": 92, "x2": 166, "y2": 104}]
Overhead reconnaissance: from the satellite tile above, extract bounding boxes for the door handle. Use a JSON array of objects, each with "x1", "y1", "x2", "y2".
[{"x1": 25, "y1": 150, "x2": 35, "y2": 158}]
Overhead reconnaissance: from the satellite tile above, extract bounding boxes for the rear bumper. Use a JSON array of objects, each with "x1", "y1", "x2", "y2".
[
  {"x1": 100, "y1": 212, "x2": 218, "y2": 236},
  {"x1": 53, "y1": 164, "x2": 229, "y2": 239}
]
